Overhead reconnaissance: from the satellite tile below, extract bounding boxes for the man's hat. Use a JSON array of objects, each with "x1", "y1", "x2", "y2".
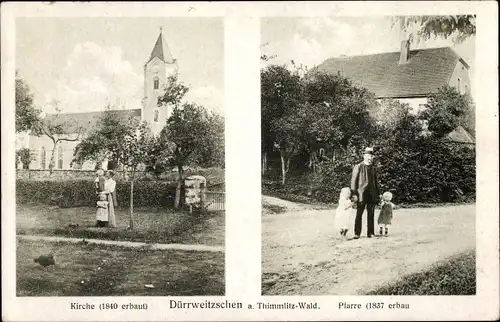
[{"x1": 364, "y1": 147, "x2": 374, "y2": 155}]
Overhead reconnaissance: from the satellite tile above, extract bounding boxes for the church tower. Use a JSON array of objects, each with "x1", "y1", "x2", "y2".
[{"x1": 142, "y1": 28, "x2": 179, "y2": 135}]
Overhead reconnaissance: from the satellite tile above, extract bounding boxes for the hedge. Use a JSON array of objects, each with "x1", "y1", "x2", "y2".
[
  {"x1": 16, "y1": 179, "x2": 180, "y2": 208},
  {"x1": 263, "y1": 138, "x2": 476, "y2": 205},
  {"x1": 311, "y1": 139, "x2": 476, "y2": 204}
]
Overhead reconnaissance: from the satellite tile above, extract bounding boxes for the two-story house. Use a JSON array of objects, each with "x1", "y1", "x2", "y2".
[{"x1": 315, "y1": 40, "x2": 475, "y2": 144}]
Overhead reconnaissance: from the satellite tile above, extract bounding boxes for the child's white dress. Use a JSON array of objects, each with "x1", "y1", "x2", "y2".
[
  {"x1": 96, "y1": 200, "x2": 109, "y2": 222},
  {"x1": 335, "y1": 199, "x2": 354, "y2": 230}
]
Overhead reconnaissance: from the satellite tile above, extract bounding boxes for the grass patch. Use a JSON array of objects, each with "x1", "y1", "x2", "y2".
[
  {"x1": 366, "y1": 250, "x2": 476, "y2": 295},
  {"x1": 17, "y1": 239, "x2": 224, "y2": 296},
  {"x1": 16, "y1": 204, "x2": 224, "y2": 246}
]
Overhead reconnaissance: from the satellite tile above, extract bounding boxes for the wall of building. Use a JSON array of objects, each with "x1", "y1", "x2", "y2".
[
  {"x1": 448, "y1": 61, "x2": 472, "y2": 96},
  {"x1": 142, "y1": 57, "x2": 178, "y2": 135},
  {"x1": 376, "y1": 97, "x2": 428, "y2": 114},
  {"x1": 25, "y1": 135, "x2": 100, "y2": 170}
]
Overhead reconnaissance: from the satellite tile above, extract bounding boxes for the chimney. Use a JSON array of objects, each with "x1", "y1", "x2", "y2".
[{"x1": 399, "y1": 39, "x2": 410, "y2": 64}]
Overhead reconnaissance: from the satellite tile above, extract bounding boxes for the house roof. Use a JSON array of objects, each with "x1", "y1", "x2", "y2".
[
  {"x1": 147, "y1": 31, "x2": 176, "y2": 65},
  {"x1": 315, "y1": 47, "x2": 468, "y2": 99},
  {"x1": 445, "y1": 125, "x2": 475, "y2": 144},
  {"x1": 44, "y1": 109, "x2": 142, "y2": 134}
]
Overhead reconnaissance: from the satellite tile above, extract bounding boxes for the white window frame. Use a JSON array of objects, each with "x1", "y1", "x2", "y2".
[
  {"x1": 58, "y1": 146, "x2": 64, "y2": 169},
  {"x1": 153, "y1": 76, "x2": 160, "y2": 90}
]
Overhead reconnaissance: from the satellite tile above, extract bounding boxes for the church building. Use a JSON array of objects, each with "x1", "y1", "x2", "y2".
[{"x1": 16, "y1": 29, "x2": 178, "y2": 170}]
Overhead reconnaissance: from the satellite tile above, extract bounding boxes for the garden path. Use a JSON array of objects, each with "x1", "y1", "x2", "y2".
[
  {"x1": 17, "y1": 235, "x2": 224, "y2": 253},
  {"x1": 262, "y1": 198, "x2": 475, "y2": 295}
]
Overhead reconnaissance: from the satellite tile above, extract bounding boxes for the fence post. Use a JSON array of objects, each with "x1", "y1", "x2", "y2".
[{"x1": 200, "y1": 182, "x2": 206, "y2": 213}]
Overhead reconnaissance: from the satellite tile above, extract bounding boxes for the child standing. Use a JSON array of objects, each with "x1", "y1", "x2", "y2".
[
  {"x1": 378, "y1": 191, "x2": 395, "y2": 236},
  {"x1": 335, "y1": 187, "x2": 355, "y2": 238},
  {"x1": 95, "y1": 192, "x2": 109, "y2": 228}
]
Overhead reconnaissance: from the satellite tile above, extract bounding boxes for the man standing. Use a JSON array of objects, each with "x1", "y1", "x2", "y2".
[{"x1": 350, "y1": 147, "x2": 381, "y2": 239}]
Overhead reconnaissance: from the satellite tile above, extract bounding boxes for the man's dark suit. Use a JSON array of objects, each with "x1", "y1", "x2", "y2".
[{"x1": 350, "y1": 161, "x2": 381, "y2": 237}]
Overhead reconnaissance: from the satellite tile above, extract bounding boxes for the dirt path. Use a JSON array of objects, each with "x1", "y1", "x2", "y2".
[
  {"x1": 262, "y1": 199, "x2": 476, "y2": 295},
  {"x1": 17, "y1": 235, "x2": 224, "y2": 253}
]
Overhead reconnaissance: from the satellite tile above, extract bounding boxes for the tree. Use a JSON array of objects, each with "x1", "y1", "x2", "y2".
[
  {"x1": 117, "y1": 122, "x2": 158, "y2": 229},
  {"x1": 72, "y1": 104, "x2": 136, "y2": 170},
  {"x1": 392, "y1": 15, "x2": 476, "y2": 44},
  {"x1": 157, "y1": 73, "x2": 190, "y2": 110},
  {"x1": 15, "y1": 72, "x2": 42, "y2": 133},
  {"x1": 261, "y1": 64, "x2": 303, "y2": 177},
  {"x1": 197, "y1": 112, "x2": 225, "y2": 168},
  {"x1": 419, "y1": 85, "x2": 473, "y2": 138},
  {"x1": 261, "y1": 65, "x2": 378, "y2": 183},
  {"x1": 32, "y1": 101, "x2": 83, "y2": 174},
  {"x1": 371, "y1": 99, "x2": 422, "y2": 146},
  {"x1": 16, "y1": 148, "x2": 36, "y2": 170},
  {"x1": 301, "y1": 70, "x2": 377, "y2": 166},
  {"x1": 158, "y1": 103, "x2": 223, "y2": 208}
]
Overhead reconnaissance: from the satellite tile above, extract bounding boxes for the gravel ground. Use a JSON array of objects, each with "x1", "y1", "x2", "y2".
[{"x1": 262, "y1": 202, "x2": 475, "y2": 295}]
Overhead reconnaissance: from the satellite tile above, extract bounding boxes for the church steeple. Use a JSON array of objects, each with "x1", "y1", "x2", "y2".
[
  {"x1": 147, "y1": 28, "x2": 176, "y2": 65},
  {"x1": 142, "y1": 28, "x2": 179, "y2": 136}
]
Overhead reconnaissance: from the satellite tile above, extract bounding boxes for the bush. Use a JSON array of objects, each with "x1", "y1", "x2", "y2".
[
  {"x1": 282, "y1": 138, "x2": 475, "y2": 204},
  {"x1": 16, "y1": 179, "x2": 179, "y2": 208}
]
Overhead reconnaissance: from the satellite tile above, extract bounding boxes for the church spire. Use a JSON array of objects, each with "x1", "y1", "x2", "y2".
[{"x1": 147, "y1": 28, "x2": 175, "y2": 65}]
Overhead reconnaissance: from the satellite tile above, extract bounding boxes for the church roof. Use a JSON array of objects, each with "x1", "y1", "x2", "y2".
[
  {"x1": 315, "y1": 47, "x2": 469, "y2": 99},
  {"x1": 45, "y1": 109, "x2": 142, "y2": 134},
  {"x1": 147, "y1": 31, "x2": 176, "y2": 65}
]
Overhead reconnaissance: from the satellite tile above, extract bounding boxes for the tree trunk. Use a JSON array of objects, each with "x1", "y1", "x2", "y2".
[
  {"x1": 174, "y1": 164, "x2": 183, "y2": 208},
  {"x1": 129, "y1": 170, "x2": 135, "y2": 229},
  {"x1": 262, "y1": 152, "x2": 267, "y2": 175},
  {"x1": 308, "y1": 150, "x2": 319, "y2": 173},
  {"x1": 280, "y1": 153, "x2": 287, "y2": 186}
]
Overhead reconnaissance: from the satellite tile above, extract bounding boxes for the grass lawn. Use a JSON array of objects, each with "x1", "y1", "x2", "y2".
[
  {"x1": 17, "y1": 204, "x2": 224, "y2": 246},
  {"x1": 366, "y1": 250, "x2": 476, "y2": 295},
  {"x1": 17, "y1": 239, "x2": 224, "y2": 296}
]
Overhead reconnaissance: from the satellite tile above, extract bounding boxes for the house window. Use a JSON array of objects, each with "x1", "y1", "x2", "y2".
[
  {"x1": 464, "y1": 84, "x2": 469, "y2": 94},
  {"x1": 153, "y1": 76, "x2": 159, "y2": 90},
  {"x1": 41, "y1": 147, "x2": 46, "y2": 169},
  {"x1": 154, "y1": 109, "x2": 159, "y2": 122},
  {"x1": 58, "y1": 146, "x2": 63, "y2": 169},
  {"x1": 457, "y1": 78, "x2": 462, "y2": 93}
]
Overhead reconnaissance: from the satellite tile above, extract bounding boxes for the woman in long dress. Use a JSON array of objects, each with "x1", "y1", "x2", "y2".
[
  {"x1": 104, "y1": 170, "x2": 118, "y2": 228},
  {"x1": 94, "y1": 169, "x2": 107, "y2": 227}
]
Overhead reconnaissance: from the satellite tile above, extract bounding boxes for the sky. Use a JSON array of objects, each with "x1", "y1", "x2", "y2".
[
  {"x1": 261, "y1": 16, "x2": 476, "y2": 98},
  {"x1": 16, "y1": 17, "x2": 224, "y2": 115}
]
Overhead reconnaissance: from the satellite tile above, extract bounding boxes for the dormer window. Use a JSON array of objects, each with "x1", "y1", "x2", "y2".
[
  {"x1": 154, "y1": 109, "x2": 159, "y2": 122},
  {"x1": 153, "y1": 76, "x2": 159, "y2": 90}
]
